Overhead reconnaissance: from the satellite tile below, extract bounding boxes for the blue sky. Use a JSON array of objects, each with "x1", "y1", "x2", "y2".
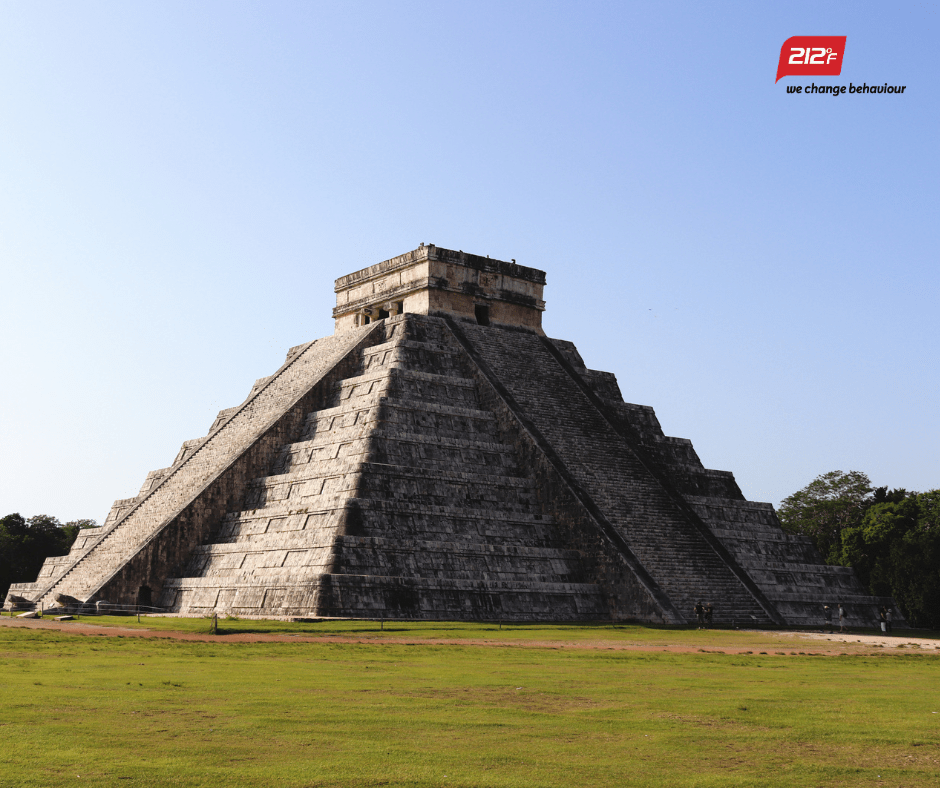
[{"x1": 1, "y1": 1, "x2": 937, "y2": 522}]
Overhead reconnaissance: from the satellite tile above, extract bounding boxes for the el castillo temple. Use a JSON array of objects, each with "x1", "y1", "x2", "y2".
[{"x1": 5, "y1": 245, "x2": 897, "y2": 626}]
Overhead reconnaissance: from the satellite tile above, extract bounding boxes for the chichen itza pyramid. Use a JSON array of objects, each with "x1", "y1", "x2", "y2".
[{"x1": 6, "y1": 245, "x2": 896, "y2": 626}]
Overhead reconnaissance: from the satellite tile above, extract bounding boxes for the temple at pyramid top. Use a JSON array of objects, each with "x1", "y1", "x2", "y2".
[{"x1": 333, "y1": 244, "x2": 546, "y2": 334}]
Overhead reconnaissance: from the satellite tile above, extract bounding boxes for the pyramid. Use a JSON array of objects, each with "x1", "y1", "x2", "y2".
[{"x1": 6, "y1": 245, "x2": 898, "y2": 626}]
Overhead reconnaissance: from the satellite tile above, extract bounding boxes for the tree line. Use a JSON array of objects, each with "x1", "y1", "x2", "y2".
[
  {"x1": 0, "y1": 514, "x2": 99, "y2": 601},
  {"x1": 778, "y1": 471, "x2": 940, "y2": 628}
]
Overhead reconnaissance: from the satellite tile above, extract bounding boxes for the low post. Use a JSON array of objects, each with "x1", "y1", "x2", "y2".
[{"x1": 212, "y1": 613, "x2": 218, "y2": 634}]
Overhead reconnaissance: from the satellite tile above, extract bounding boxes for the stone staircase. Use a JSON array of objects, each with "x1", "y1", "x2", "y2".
[
  {"x1": 451, "y1": 321, "x2": 778, "y2": 627},
  {"x1": 686, "y1": 496, "x2": 896, "y2": 627},
  {"x1": 161, "y1": 314, "x2": 609, "y2": 619},
  {"x1": 548, "y1": 334, "x2": 891, "y2": 629},
  {"x1": 11, "y1": 324, "x2": 379, "y2": 611}
]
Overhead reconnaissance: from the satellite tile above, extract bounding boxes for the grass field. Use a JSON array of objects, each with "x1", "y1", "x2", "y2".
[{"x1": 2, "y1": 619, "x2": 939, "y2": 787}]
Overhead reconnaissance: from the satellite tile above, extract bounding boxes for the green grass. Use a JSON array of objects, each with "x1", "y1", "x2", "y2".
[
  {"x1": 2, "y1": 624, "x2": 939, "y2": 787},
  {"x1": 25, "y1": 612, "x2": 787, "y2": 642},
  {"x1": 29, "y1": 612, "x2": 937, "y2": 647}
]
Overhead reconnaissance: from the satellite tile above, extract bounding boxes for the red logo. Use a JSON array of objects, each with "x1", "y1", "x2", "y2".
[{"x1": 776, "y1": 36, "x2": 847, "y2": 83}]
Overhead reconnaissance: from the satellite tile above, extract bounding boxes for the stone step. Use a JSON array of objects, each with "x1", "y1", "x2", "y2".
[
  {"x1": 284, "y1": 428, "x2": 517, "y2": 461},
  {"x1": 712, "y1": 528, "x2": 818, "y2": 560},
  {"x1": 733, "y1": 559, "x2": 857, "y2": 575},
  {"x1": 246, "y1": 461, "x2": 534, "y2": 494},
  {"x1": 271, "y1": 431, "x2": 520, "y2": 477},
  {"x1": 764, "y1": 590, "x2": 886, "y2": 604},
  {"x1": 376, "y1": 403, "x2": 503, "y2": 443},
  {"x1": 175, "y1": 552, "x2": 583, "y2": 584},
  {"x1": 304, "y1": 398, "x2": 499, "y2": 437},
  {"x1": 331, "y1": 379, "x2": 388, "y2": 407},
  {"x1": 164, "y1": 573, "x2": 610, "y2": 620},
  {"x1": 298, "y1": 403, "x2": 381, "y2": 440},
  {"x1": 318, "y1": 573, "x2": 669, "y2": 621},
  {"x1": 686, "y1": 495, "x2": 778, "y2": 511},
  {"x1": 354, "y1": 463, "x2": 539, "y2": 509},
  {"x1": 301, "y1": 404, "x2": 506, "y2": 448},
  {"x1": 214, "y1": 500, "x2": 556, "y2": 539},
  {"x1": 367, "y1": 437, "x2": 517, "y2": 473},
  {"x1": 361, "y1": 344, "x2": 473, "y2": 377},
  {"x1": 364, "y1": 336, "x2": 464, "y2": 356},
  {"x1": 189, "y1": 533, "x2": 574, "y2": 559},
  {"x1": 336, "y1": 364, "x2": 475, "y2": 393}
]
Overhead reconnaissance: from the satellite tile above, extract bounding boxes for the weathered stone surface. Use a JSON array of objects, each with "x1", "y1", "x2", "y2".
[
  {"x1": 333, "y1": 246, "x2": 546, "y2": 334},
  {"x1": 159, "y1": 316, "x2": 615, "y2": 621},
  {"x1": 7, "y1": 324, "x2": 382, "y2": 612},
  {"x1": 3, "y1": 245, "x2": 901, "y2": 627}
]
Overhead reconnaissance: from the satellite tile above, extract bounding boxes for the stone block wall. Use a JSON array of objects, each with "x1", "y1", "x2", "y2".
[
  {"x1": 333, "y1": 245, "x2": 546, "y2": 334},
  {"x1": 161, "y1": 314, "x2": 613, "y2": 620}
]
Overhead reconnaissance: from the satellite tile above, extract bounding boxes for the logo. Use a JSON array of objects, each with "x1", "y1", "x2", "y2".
[{"x1": 775, "y1": 36, "x2": 847, "y2": 83}]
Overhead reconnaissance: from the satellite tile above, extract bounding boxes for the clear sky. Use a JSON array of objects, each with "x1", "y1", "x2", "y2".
[{"x1": 1, "y1": 1, "x2": 937, "y2": 523}]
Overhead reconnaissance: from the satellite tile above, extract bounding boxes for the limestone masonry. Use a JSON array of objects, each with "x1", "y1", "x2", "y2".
[{"x1": 5, "y1": 245, "x2": 899, "y2": 626}]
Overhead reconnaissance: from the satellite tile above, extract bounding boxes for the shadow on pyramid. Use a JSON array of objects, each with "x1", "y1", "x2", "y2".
[{"x1": 7, "y1": 245, "x2": 900, "y2": 627}]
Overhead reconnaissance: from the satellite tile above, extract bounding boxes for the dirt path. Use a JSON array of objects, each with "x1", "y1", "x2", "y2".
[
  {"x1": 779, "y1": 630, "x2": 940, "y2": 650},
  {"x1": 1, "y1": 616, "x2": 937, "y2": 655}
]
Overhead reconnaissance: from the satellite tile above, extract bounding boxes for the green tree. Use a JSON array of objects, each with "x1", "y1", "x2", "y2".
[
  {"x1": 780, "y1": 472, "x2": 940, "y2": 627},
  {"x1": 0, "y1": 514, "x2": 99, "y2": 601},
  {"x1": 840, "y1": 491, "x2": 940, "y2": 628},
  {"x1": 778, "y1": 470, "x2": 873, "y2": 563}
]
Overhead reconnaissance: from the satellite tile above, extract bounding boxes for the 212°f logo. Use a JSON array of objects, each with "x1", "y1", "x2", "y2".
[{"x1": 776, "y1": 36, "x2": 847, "y2": 83}]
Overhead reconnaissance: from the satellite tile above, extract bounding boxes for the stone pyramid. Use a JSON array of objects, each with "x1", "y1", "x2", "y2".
[{"x1": 7, "y1": 245, "x2": 898, "y2": 626}]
